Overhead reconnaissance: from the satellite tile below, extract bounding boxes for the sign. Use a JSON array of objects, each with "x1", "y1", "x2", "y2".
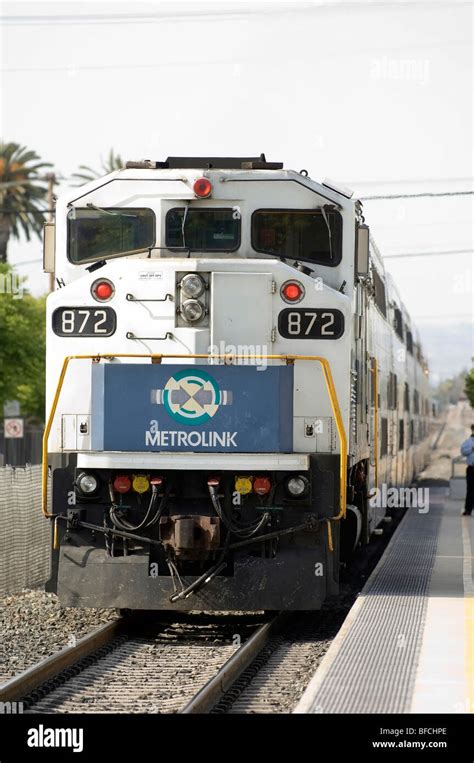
[
  {"x1": 3, "y1": 400, "x2": 20, "y2": 417},
  {"x1": 278, "y1": 308, "x2": 344, "y2": 339},
  {"x1": 91, "y1": 364, "x2": 294, "y2": 453},
  {"x1": 4, "y1": 418, "x2": 24, "y2": 439},
  {"x1": 52, "y1": 307, "x2": 116, "y2": 337}
]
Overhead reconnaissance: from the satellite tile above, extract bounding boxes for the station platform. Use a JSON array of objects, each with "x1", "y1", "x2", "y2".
[{"x1": 295, "y1": 487, "x2": 474, "y2": 714}]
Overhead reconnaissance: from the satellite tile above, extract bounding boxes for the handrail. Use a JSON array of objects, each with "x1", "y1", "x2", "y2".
[
  {"x1": 369, "y1": 357, "x2": 379, "y2": 494},
  {"x1": 42, "y1": 353, "x2": 347, "y2": 524}
]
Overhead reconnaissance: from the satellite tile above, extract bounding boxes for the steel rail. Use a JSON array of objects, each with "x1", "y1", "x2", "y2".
[
  {"x1": 180, "y1": 613, "x2": 285, "y2": 713},
  {"x1": 0, "y1": 615, "x2": 282, "y2": 714},
  {"x1": 0, "y1": 619, "x2": 123, "y2": 702}
]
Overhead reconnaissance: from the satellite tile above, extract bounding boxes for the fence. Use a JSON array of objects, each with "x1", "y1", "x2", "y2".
[
  {"x1": 0, "y1": 465, "x2": 51, "y2": 596},
  {"x1": 0, "y1": 425, "x2": 43, "y2": 467}
]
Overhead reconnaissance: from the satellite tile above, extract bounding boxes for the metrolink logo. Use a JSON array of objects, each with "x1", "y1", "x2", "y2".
[
  {"x1": 151, "y1": 369, "x2": 232, "y2": 425},
  {"x1": 145, "y1": 424, "x2": 237, "y2": 448}
]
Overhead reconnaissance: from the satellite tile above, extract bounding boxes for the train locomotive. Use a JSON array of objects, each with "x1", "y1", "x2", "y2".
[{"x1": 43, "y1": 155, "x2": 432, "y2": 610}]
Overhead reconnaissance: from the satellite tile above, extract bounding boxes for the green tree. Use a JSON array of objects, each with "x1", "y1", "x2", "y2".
[
  {"x1": 465, "y1": 362, "x2": 474, "y2": 408},
  {"x1": 71, "y1": 148, "x2": 124, "y2": 186},
  {"x1": 0, "y1": 142, "x2": 52, "y2": 263},
  {"x1": 0, "y1": 265, "x2": 46, "y2": 421}
]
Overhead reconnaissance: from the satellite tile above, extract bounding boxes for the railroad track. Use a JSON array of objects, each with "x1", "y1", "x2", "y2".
[
  {"x1": 0, "y1": 505, "x2": 406, "y2": 714},
  {"x1": 0, "y1": 606, "x2": 351, "y2": 714},
  {"x1": 0, "y1": 613, "x2": 286, "y2": 714}
]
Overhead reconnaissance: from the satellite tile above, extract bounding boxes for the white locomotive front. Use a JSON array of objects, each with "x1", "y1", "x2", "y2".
[{"x1": 43, "y1": 155, "x2": 432, "y2": 610}]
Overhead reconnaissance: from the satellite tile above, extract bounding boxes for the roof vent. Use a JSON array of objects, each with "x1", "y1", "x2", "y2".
[{"x1": 125, "y1": 155, "x2": 283, "y2": 170}]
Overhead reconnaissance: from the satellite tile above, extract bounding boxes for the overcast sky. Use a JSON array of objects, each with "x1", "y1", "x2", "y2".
[{"x1": 1, "y1": 0, "x2": 473, "y2": 381}]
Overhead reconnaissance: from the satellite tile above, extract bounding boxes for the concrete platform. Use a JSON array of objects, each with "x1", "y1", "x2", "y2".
[{"x1": 295, "y1": 488, "x2": 474, "y2": 713}]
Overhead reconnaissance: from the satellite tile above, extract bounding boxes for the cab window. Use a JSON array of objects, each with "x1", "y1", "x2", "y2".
[
  {"x1": 68, "y1": 207, "x2": 155, "y2": 264},
  {"x1": 251, "y1": 208, "x2": 342, "y2": 266},
  {"x1": 166, "y1": 208, "x2": 240, "y2": 251}
]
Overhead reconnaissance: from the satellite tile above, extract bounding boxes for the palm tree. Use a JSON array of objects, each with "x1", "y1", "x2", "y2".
[
  {"x1": 70, "y1": 149, "x2": 124, "y2": 186},
  {"x1": 0, "y1": 142, "x2": 52, "y2": 263}
]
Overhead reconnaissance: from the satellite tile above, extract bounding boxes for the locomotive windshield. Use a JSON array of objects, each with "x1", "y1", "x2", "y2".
[
  {"x1": 165, "y1": 208, "x2": 240, "y2": 251},
  {"x1": 251, "y1": 208, "x2": 342, "y2": 266},
  {"x1": 67, "y1": 207, "x2": 155, "y2": 263}
]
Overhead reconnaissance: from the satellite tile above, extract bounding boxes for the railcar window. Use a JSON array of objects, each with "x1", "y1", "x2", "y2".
[
  {"x1": 388, "y1": 372, "x2": 398, "y2": 409},
  {"x1": 394, "y1": 307, "x2": 404, "y2": 340},
  {"x1": 68, "y1": 208, "x2": 155, "y2": 264},
  {"x1": 404, "y1": 383, "x2": 410, "y2": 412},
  {"x1": 372, "y1": 269, "x2": 387, "y2": 317},
  {"x1": 414, "y1": 390, "x2": 420, "y2": 414},
  {"x1": 399, "y1": 420, "x2": 404, "y2": 450},
  {"x1": 166, "y1": 208, "x2": 240, "y2": 251},
  {"x1": 381, "y1": 418, "x2": 388, "y2": 456},
  {"x1": 251, "y1": 209, "x2": 342, "y2": 266}
]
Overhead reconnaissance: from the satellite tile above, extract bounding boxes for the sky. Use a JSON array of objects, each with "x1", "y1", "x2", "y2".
[{"x1": 1, "y1": 0, "x2": 473, "y2": 382}]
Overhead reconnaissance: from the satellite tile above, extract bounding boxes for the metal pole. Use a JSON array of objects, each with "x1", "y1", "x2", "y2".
[{"x1": 46, "y1": 172, "x2": 56, "y2": 292}]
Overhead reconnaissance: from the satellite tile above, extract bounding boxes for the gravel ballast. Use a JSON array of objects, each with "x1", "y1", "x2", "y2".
[{"x1": 0, "y1": 589, "x2": 115, "y2": 683}]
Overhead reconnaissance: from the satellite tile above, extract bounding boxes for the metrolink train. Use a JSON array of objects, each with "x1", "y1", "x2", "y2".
[{"x1": 43, "y1": 155, "x2": 433, "y2": 610}]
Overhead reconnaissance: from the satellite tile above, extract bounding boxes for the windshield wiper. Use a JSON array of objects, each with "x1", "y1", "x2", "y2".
[
  {"x1": 86, "y1": 259, "x2": 107, "y2": 273},
  {"x1": 180, "y1": 203, "x2": 190, "y2": 256},
  {"x1": 84, "y1": 203, "x2": 138, "y2": 218}
]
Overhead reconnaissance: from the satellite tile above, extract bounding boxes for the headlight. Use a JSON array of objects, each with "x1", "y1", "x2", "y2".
[
  {"x1": 77, "y1": 472, "x2": 98, "y2": 495},
  {"x1": 286, "y1": 475, "x2": 309, "y2": 497},
  {"x1": 181, "y1": 298, "x2": 204, "y2": 323},
  {"x1": 181, "y1": 273, "x2": 205, "y2": 298}
]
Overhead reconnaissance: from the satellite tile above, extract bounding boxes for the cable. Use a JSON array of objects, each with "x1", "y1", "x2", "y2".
[
  {"x1": 108, "y1": 481, "x2": 170, "y2": 532},
  {"x1": 361, "y1": 190, "x2": 474, "y2": 200},
  {"x1": 384, "y1": 249, "x2": 473, "y2": 259},
  {"x1": 0, "y1": 208, "x2": 53, "y2": 213},
  {"x1": 12, "y1": 258, "x2": 43, "y2": 266},
  {"x1": 1, "y1": 2, "x2": 470, "y2": 25},
  {"x1": 208, "y1": 483, "x2": 269, "y2": 538}
]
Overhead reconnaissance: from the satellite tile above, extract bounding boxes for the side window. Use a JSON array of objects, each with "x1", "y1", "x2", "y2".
[
  {"x1": 414, "y1": 390, "x2": 420, "y2": 414},
  {"x1": 380, "y1": 417, "x2": 388, "y2": 456},
  {"x1": 387, "y1": 372, "x2": 398, "y2": 410},
  {"x1": 398, "y1": 419, "x2": 404, "y2": 450},
  {"x1": 394, "y1": 307, "x2": 404, "y2": 340},
  {"x1": 373, "y1": 269, "x2": 387, "y2": 317}
]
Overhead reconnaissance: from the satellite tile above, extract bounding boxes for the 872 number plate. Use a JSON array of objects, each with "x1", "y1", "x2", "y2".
[
  {"x1": 278, "y1": 308, "x2": 344, "y2": 339},
  {"x1": 52, "y1": 307, "x2": 116, "y2": 337}
]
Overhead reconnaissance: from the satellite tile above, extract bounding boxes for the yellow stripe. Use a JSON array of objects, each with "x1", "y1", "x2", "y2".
[
  {"x1": 462, "y1": 518, "x2": 474, "y2": 712},
  {"x1": 465, "y1": 596, "x2": 474, "y2": 713}
]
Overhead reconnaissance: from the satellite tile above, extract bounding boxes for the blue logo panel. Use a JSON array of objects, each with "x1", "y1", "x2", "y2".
[{"x1": 91, "y1": 364, "x2": 294, "y2": 453}]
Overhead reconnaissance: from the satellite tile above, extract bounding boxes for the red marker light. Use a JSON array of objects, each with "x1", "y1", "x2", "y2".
[
  {"x1": 92, "y1": 279, "x2": 114, "y2": 302},
  {"x1": 281, "y1": 281, "x2": 304, "y2": 303},
  {"x1": 113, "y1": 474, "x2": 132, "y2": 494},
  {"x1": 253, "y1": 476, "x2": 272, "y2": 496},
  {"x1": 193, "y1": 177, "x2": 212, "y2": 198}
]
